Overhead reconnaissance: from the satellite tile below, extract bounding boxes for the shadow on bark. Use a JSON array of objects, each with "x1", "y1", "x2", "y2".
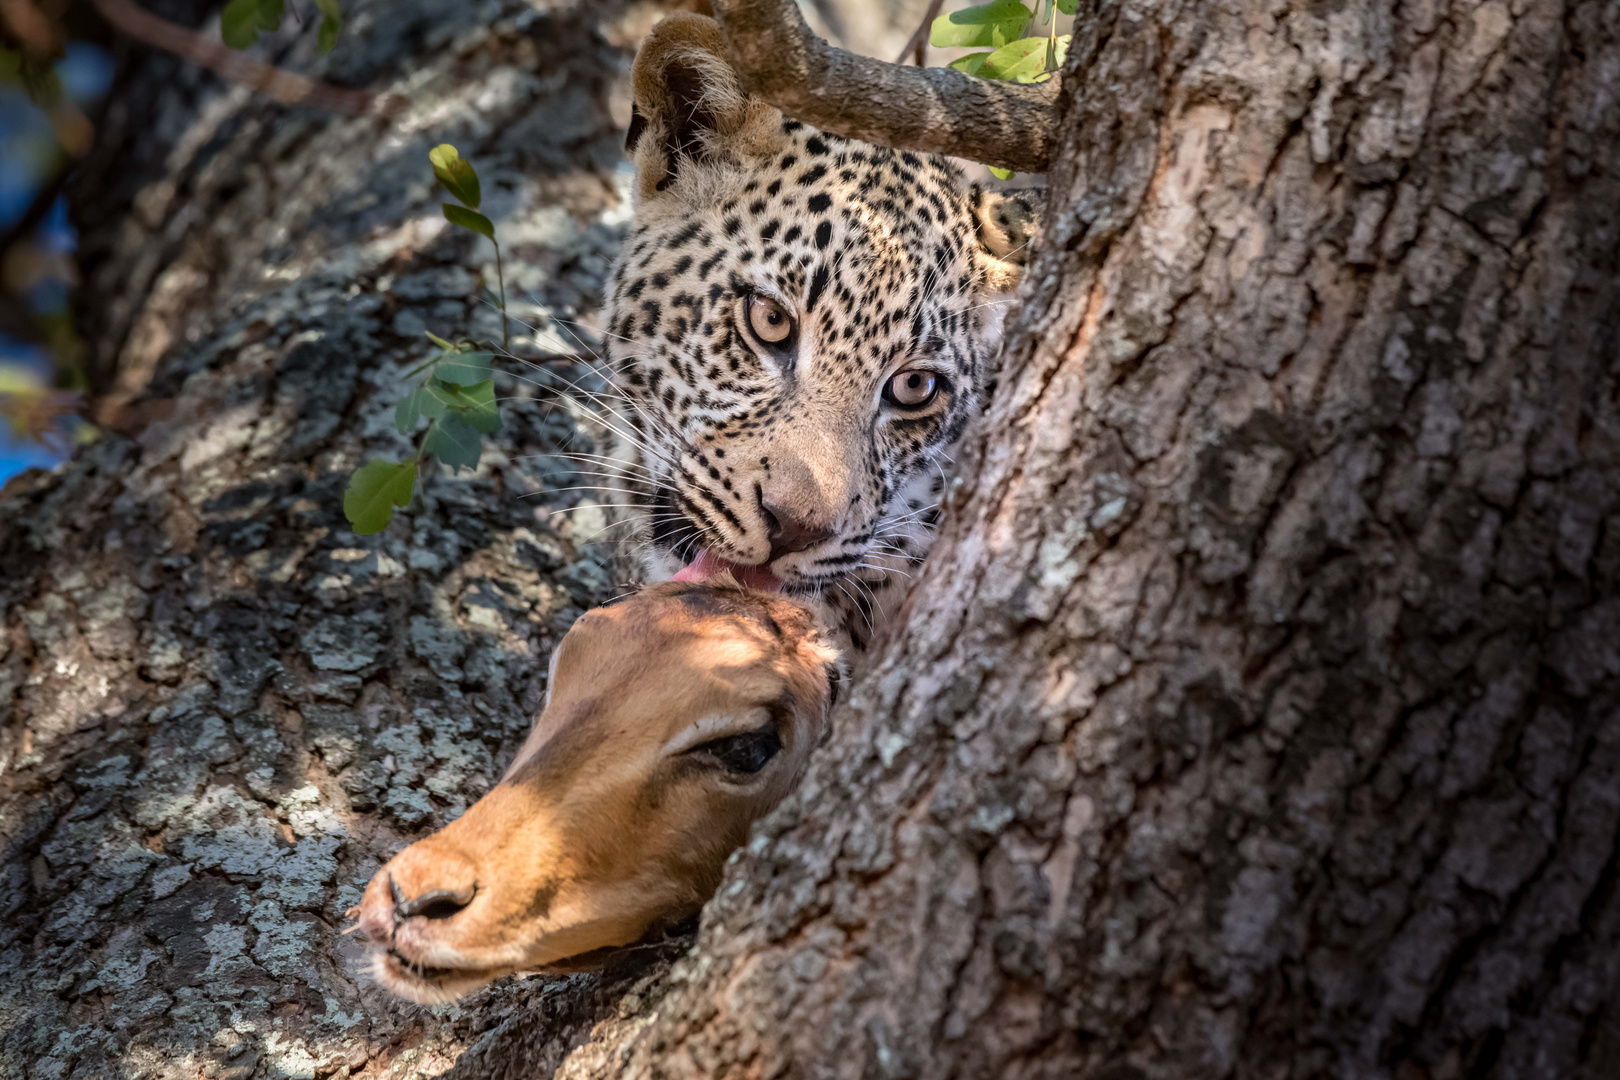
[{"x1": 0, "y1": 2, "x2": 687, "y2": 1077}]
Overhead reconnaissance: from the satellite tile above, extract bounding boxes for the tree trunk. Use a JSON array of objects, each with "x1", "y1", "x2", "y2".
[
  {"x1": 5, "y1": 1, "x2": 1617, "y2": 1080},
  {"x1": 0, "y1": 2, "x2": 673, "y2": 1076},
  {"x1": 540, "y1": 0, "x2": 1620, "y2": 1077}
]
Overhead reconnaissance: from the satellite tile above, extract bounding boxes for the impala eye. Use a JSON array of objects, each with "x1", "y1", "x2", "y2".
[
  {"x1": 882, "y1": 370, "x2": 940, "y2": 410},
  {"x1": 746, "y1": 295, "x2": 795, "y2": 345},
  {"x1": 689, "y1": 728, "x2": 782, "y2": 775}
]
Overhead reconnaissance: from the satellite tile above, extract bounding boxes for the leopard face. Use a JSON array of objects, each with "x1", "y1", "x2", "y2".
[{"x1": 597, "y1": 14, "x2": 1040, "y2": 650}]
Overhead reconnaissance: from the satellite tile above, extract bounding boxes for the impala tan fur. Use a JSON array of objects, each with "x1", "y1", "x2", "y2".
[{"x1": 357, "y1": 582, "x2": 839, "y2": 1003}]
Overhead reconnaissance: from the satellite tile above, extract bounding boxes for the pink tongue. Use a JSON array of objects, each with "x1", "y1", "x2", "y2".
[{"x1": 672, "y1": 549, "x2": 782, "y2": 592}]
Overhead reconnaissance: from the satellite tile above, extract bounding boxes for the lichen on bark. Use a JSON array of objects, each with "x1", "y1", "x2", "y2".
[
  {"x1": 0, "y1": 2, "x2": 660, "y2": 1077},
  {"x1": 6, "y1": 0, "x2": 1620, "y2": 1077}
]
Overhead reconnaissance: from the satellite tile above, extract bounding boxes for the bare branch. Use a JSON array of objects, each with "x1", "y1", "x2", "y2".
[
  {"x1": 0, "y1": 0, "x2": 62, "y2": 56},
  {"x1": 900, "y1": 0, "x2": 946, "y2": 65},
  {"x1": 894, "y1": 0, "x2": 947, "y2": 66},
  {"x1": 709, "y1": 0, "x2": 1059, "y2": 174},
  {"x1": 89, "y1": 0, "x2": 397, "y2": 117}
]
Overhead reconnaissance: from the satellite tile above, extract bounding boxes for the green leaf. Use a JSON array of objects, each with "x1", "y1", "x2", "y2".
[
  {"x1": 948, "y1": 52, "x2": 993, "y2": 76},
  {"x1": 989, "y1": 166, "x2": 1016, "y2": 180},
  {"x1": 221, "y1": 0, "x2": 285, "y2": 50},
  {"x1": 425, "y1": 378, "x2": 501, "y2": 434},
  {"x1": 395, "y1": 386, "x2": 446, "y2": 434},
  {"x1": 981, "y1": 36, "x2": 1058, "y2": 83},
  {"x1": 929, "y1": 0, "x2": 1031, "y2": 49},
  {"x1": 423, "y1": 414, "x2": 482, "y2": 472},
  {"x1": 1055, "y1": 0, "x2": 1079, "y2": 13},
  {"x1": 314, "y1": 0, "x2": 342, "y2": 53},
  {"x1": 457, "y1": 379, "x2": 502, "y2": 434},
  {"x1": 344, "y1": 458, "x2": 417, "y2": 534},
  {"x1": 220, "y1": 0, "x2": 254, "y2": 49},
  {"x1": 429, "y1": 144, "x2": 481, "y2": 209},
  {"x1": 424, "y1": 330, "x2": 455, "y2": 349},
  {"x1": 442, "y1": 203, "x2": 495, "y2": 242},
  {"x1": 434, "y1": 350, "x2": 493, "y2": 386},
  {"x1": 395, "y1": 390, "x2": 422, "y2": 435}
]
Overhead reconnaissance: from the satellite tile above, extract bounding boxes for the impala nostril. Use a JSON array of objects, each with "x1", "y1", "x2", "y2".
[
  {"x1": 395, "y1": 885, "x2": 476, "y2": 921},
  {"x1": 414, "y1": 893, "x2": 470, "y2": 920}
]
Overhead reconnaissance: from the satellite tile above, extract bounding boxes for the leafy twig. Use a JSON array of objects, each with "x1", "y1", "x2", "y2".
[
  {"x1": 431, "y1": 144, "x2": 509, "y2": 351},
  {"x1": 342, "y1": 147, "x2": 515, "y2": 535},
  {"x1": 925, "y1": 0, "x2": 1073, "y2": 177},
  {"x1": 343, "y1": 340, "x2": 500, "y2": 534}
]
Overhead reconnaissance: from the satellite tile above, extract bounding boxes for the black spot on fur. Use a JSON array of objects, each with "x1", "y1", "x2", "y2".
[
  {"x1": 669, "y1": 220, "x2": 703, "y2": 249},
  {"x1": 806, "y1": 264, "x2": 830, "y2": 314},
  {"x1": 624, "y1": 105, "x2": 647, "y2": 152}
]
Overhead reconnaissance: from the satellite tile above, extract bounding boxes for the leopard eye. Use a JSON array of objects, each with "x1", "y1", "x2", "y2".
[
  {"x1": 882, "y1": 370, "x2": 939, "y2": 410},
  {"x1": 746, "y1": 295, "x2": 795, "y2": 345}
]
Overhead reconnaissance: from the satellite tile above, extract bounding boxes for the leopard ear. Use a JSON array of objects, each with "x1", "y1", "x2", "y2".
[
  {"x1": 628, "y1": 13, "x2": 782, "y2": 197},
  {"x1": 970, "y1": 185, "x2": 1045, "y2": 293}
]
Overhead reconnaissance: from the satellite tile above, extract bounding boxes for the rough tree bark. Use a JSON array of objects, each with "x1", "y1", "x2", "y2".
[
  {"x1": 546, "y1": 0, "x2": 1620, "y2": 1076},
  {"x1": 1, "y1": 1, "x2": 676, "y2": 1076},
  {"x1": 4, "y1": 1, "x2": 1617, "y2": 1080}
]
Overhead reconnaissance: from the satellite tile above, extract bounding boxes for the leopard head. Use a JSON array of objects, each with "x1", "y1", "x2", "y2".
[{"x1": 600, "y1": 14, "x2": 1042, "y2": 642}]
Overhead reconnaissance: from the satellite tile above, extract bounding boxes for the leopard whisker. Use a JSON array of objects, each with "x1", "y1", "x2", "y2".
[
  {"x1": 869, "y1": 545, "x2": 924, "y2": 564},
  {"x1": 834, "y1": 580, "x2": 876, "y2": 636},
  {"x1": 520, "y1": 485, "x2": 645, "y2": 501},
  {"x1": 855, "y1": 561, "x2": 911, "y2": 580},
  {"x1": 544, "y1": 382, "x2": 692, "y2": 468},
  {"x1": 547, "y1": 503, "x2": 649, "y2": 516},
  {"x1": 846, "y1": 572, "x2": 882, "y2": 610},
  {"x1": 518, "y1": 453, "x2": 657, "y2": 481}
]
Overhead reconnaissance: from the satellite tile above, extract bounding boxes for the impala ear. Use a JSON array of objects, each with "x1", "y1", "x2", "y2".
[
  {"x1": 627, "y1": 13, "x2": 783, "y2": 197},
  {"x1": 971, "y1": 185, "x2": 1045, "y2": 293}
]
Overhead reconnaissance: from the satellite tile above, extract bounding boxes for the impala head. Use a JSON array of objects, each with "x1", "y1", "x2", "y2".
[{"x1": 358, "y1": 582, "x2": 839, "y2": 1003}]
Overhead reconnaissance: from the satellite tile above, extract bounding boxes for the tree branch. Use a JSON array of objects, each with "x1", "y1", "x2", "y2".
[
  {"x1": 88, "y1": 0, "x2": 394, "y2": 117},
  {"x1": 894, "y1": 0, "x2": 947, "y2": 66},
  {"x1": 709, "y1": 0, "x2": 1059, "y2": 174}
]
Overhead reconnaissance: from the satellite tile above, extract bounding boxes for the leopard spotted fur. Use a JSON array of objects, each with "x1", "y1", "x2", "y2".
[{"x1": 597, "y1": 14, "x2": 1041, "y2": 652}]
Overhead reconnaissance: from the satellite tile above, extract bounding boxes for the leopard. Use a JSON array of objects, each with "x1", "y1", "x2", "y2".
[{"x1": 593, "y1": 12, "x2": 1042, "y2": 655}]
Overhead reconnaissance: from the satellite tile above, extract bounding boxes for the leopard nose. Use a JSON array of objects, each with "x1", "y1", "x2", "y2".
[{"x1": 760, "y1": 498, "x2": 835, "y2": 560}]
